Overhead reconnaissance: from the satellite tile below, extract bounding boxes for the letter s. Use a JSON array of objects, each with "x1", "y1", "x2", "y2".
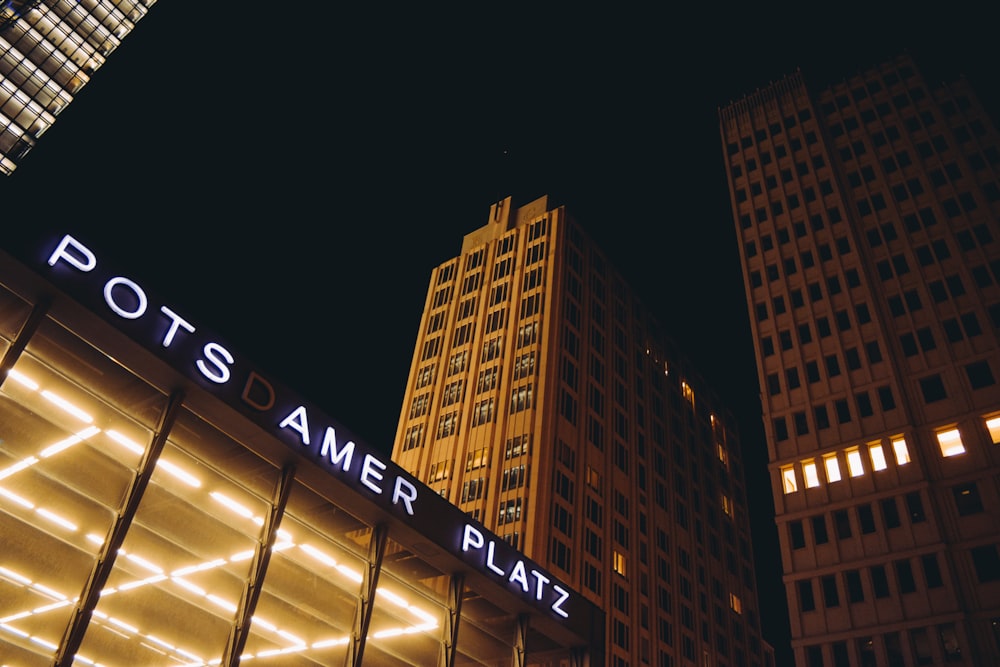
[{"x1": 196, "y1": 342, "x2": 234, "y2": 384}]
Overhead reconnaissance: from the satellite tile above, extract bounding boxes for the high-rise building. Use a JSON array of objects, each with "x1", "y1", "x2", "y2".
[
  {"x1": 720, "y1": 53, "x2": 1000, "y2": 666},
  {"x1": 391, "y1": 195, "x2": 775, "y2": 667},
  {"x1": 0, "y1": 0, "x2": 157, "y2": 175}
]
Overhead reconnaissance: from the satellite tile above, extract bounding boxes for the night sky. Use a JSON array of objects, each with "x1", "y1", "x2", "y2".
[{"x1": 3, "y1": 4, "x2": 996, "y2": 662}]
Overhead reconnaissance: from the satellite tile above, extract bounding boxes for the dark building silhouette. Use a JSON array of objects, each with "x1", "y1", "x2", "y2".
[
  {"x1": 720, "y1": 53, "x2": 1000, "y2": 666},
  {"x1": 392, "y1": 195, "x2": 776, "y2": 666}
]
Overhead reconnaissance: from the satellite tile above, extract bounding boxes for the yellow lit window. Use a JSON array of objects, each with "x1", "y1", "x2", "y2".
[
  {"x1": 717, "y1": 442, "x2": 727, "y2": 465},
  {"x1": 823, "y1": 453, "x2": 842, "y2": 483},
  {"x1": 936, "y1": 428, "x2": 965, "y2": 457},
  {"x1": 586, "y1": 465, "x2": 602, "y2": 492},
  {"x1": 891, "y1": 437, "x2": 911, "y2": 465},
  {"x1": 846, "y1": 448, "x2": 865, "y2": 477},
  {"x1": 721, "y1": 493, "x2": 732, "y2": 516},
  {"x1": 869, "y1": 443, "x2": 887, "y2": 471},
  {"x1": 781, "y1": 465, "x2": 798, "y2": 494},
  {"x1": 985, "y1": 416, "x2": 1000, "y2": 444},
  {"x1": 681, "y1": 381, "x2": 695, "y2": 409},
  {"x1": 802, "y1": 460, "x2": 820, "y2": 488},
  {"x1": 729, "y1": 593, "x2": 742, "y2": 614},
  {"x1": 613, "y1": 550, "x2": 627, "y2": 577}
]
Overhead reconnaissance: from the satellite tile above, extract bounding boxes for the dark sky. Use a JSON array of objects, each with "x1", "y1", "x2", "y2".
[{"x1": 4, "y1": 4, "x2": 995, "y2": 662}]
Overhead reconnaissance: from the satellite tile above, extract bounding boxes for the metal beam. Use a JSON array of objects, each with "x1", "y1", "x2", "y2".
[
  {"x1": 346, "y1": 523, "x2": 388, "y2": 667},
  {"x1": 438, "y1": 572, "x2": 464, "y2": 667},
  {"x1": 54, "y1": 389, "x2": 185, "y2": 666},
  {"x1": 0, "y1": 296, "x2": 49, "y2": 385},
  {"x1": 512, "y1": 613, "x2": 528, "y2": 667},
  {"x1": 221, "y1": 462, "x2": 296, "y2": 667}
]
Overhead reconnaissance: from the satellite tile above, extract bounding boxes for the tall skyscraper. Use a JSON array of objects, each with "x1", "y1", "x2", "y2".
[
  {"x1": 391, "y1": 195, "x2": 774, "y2": 667},
  {"x1": 720, "y1": 53, "x2": 1000, "y2": 666},
  {"x1": 0, "y1": 0, "x2": 157, "y2": 175}
]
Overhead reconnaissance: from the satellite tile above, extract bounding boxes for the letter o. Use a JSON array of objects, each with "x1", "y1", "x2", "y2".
[{"x1": 104, "y1": 277, "x2": 148, "y2": 320}]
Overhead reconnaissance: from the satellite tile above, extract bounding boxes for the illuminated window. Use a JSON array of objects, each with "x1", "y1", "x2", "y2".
[
  {"x1": 613, "y1": 550, "x2": 627, "y2": 577},
  {"x1": 781, "y1": 465, "x2": 798, "y2": 494},
  {"x1": 936, "y1": 428, "x2": 966, "y2": 457},
  {"x1": 681, "y1": 381, "x2": 695, "y2": 409},
  {"x1": 586, "y1": 465, "x2": 603, "y2": 492},
  {"x1": 846, "y1": 448, "x2": 865, "y2": 477},
  {"x1": 891, "y1": 437, "x2": 911, "y2": 464},
  {"x1": 986, "y1": 416, "x2": 1000, "y2": 444},
  {"x1": 721, "y1": 493, "x2": 732, "y2": 516},
  {"x1": 729, "y1": 592, "x2": 742, "y2": 614},
  {"x1": 823, "y1": 453, "x2": 842, "y2": 482},
  {"x1": 802, "y1": 460, "x2": 821, "y2": 488},
  {"x1": 717, "y1": 442, "x2": 728, "y2": 465},
  {"x1": 869, "y1": 443, "x2": 888, "y2": 471}
]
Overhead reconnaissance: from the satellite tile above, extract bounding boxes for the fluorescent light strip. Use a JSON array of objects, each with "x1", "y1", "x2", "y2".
[
  {"x1": 40, "y1": 426, "x2": 100, "y2": 458},
  {"x1": 40, "y1": 390, "x2": 93, "y2": 423},
  {"x1": 6, "y1": 369, "x2": 39, "y2": 389}
]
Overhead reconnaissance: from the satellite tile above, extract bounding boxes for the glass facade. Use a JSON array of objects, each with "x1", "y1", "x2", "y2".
[{"x1": 0, "y1": 239, "x2": 601, "y2": 666}]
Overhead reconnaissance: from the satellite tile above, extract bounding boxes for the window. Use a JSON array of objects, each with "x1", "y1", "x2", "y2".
[
  {"x1": 881, "y1": 497, "x2": 901, "y2": 529},
  {"x1": 822, "y1": 575, "x2": 840, "y2": 607},
  {"x1": 613, "y1": 550, "x2": 627, "y2": 577},
  {"x1": 824, "y1": 453, "x2": 842, "y2": 482},
  {"x1": 966, "y1": 361, "x2": 996, "y2": 389},
  {"x1": 936, "y1": 428, "x2": 965, "y2": 457},
  {"x1": 869, "y1": 443, "x2": 888, "y2": 471},
  {"x1": 846, "y1": 570, "x2": 864, "y2": 603},
  {"x1": 858, "y1": 504, "x2": 876, "y2": 534},
  {"x1": 834, "y1": 509, "x2": 852, "y2": 539},
  {"x1": 812, "y1": 515, "x2": 829, "y2": 545},
  {"x1": 920, "y1": 375, "x2": 947, "y2": 403},
  {"x1": 892, "y1": 437, "x2": 911, "y2": 464},
  {"x1": 789, "y1": 520, "x2": 805, "y2": 549},
  {"x1": 781, "y1": 465, "x2": 797, "y2": 493},
  {"x1": 906, "y1": 491, "x2": 926, "y2": 523},
  {"x1": 953, "y1": 482, "x2": 984, "y2": 515},
  {"x1": 846, "y1": 448, "x2": 864, "y2": 477},
  {"x1": 971, "y1": 545, "x2": 1000, "y2": 582},
  {"x1": 798, "y1": 580, "x2": 815, "y2": 611},
  {"x1": 871, "y1": 565, "x2": 890, "y2": 598},
  {"x1": 803, "y1": 459, "x2": 820, "y2": 487}
]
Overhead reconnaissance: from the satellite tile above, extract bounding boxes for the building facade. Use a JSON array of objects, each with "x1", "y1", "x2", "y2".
[
  {"x1": 720, "y1": 53, "x2": 1000, "y2": 666},
  {"x1": 0, "y1": 0, "x2": 156, "y2": 175},
  {"x1": 391, "y1": 195, "x2": 774, "y2": 667},
  {"x1": 0, "y1": 232, "x2": 603, "y2": 666}
]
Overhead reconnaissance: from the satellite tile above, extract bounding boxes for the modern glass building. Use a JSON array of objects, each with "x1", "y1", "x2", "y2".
[
  {"x1": 391, "y1": 195, "x2": 775, "y2": 667},
  {"x1": 720, "y1": 53, "x2": 1000, "y2": 666},
  {"x1": 1, "y1": 0, "x2": 156, "y2": 175},
  {"x1": 0, "y1": 231, "x2": 603, "y2": 666}
]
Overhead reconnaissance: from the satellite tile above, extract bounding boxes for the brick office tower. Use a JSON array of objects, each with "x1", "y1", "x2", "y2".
[
  {"x1": 391, "y1": 195, "x2": 774, "y2": 667},
  {"x1": 720, "y1": 53, "x2": 1000, "y2": 666}
]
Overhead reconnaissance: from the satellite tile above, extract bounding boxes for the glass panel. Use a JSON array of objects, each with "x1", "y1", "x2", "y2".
[
  {"x1": 0, "y1": 279, "x2": 31, "y2": 348},
  {"x1": 243, "y1": 479, "x2": 372, "y2": 664},
  {"x1": 455, "y1": 588, "x2": 517, "y2": 665},
  {"x1": 363, "y1": 535, "x2": 448, "y2": 665},
  {"x1": 78, "y1": 408, "x2": 276, "y2": 665},
  {"x1": 0, "y1": 319, "x2": 163, "y2": 666}
]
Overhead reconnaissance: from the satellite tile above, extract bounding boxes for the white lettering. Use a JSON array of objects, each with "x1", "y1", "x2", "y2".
[
  {"x1": 360, "y1": 454, "x2": 386, "y2": 494},
  {"x1": 462, "y1": 524, "x2": 484, "y2": 552},
  {"x1": 551, "y1": 585, "x2": 570, "y2": 618},
  {"x1": 529, "y1": 569, "x2": 550, "y2": 600},
  {"x1": 279, "y1": 405, "x2": 311, "y2": 446},
  {"x1": 485, "y1": 540, "x2": 506, "y2": 576},
  {"x1": 508, "y1": 560, "x2": 529, "y2": 593},
  {"x1": 47, "y1": 234, "x2": 96, "y2": 272},
  {"x1": 196, "y1": 342, "x2": 234, "y2": 384},
  {"x1": 104, "y1": 276, "x2": 147, "y2": 319},
  {"x1": 159, "y1": 306, "x2": 195, "y2": 347},
  {"x1": 392, "y1": 477, "x2": 417, "y2": 516},
  {"x1": 320, "y1": 427, "x2": 355, "y2": 470}
]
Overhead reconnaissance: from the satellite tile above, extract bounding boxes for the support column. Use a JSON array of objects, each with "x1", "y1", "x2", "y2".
[
  {"x1": 54, "y1": 389, "x2": 185, "y2": 667},
  {"x1": 221, "y1": 462, "x2": 296, "y2": 667},
  {"x1": 512, "y1": 613, "x2": 528, "y2": 667},
  {"x1": 438, "y1": 572, "x2": 464, "y2": 667},
  {"x1": 570, "y1": 646, "x2": 590, "y2": 667},
  {"x1": 346, "y1": 523, "x2": 388, "y2": 667}
]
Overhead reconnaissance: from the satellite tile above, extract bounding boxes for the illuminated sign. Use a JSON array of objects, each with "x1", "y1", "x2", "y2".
[{"x1": 42, "y1": 233, "x2": 582, "y2": 625}]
